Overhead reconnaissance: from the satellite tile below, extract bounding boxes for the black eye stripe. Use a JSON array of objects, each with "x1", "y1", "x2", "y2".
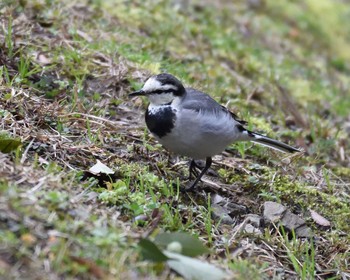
[{"x1": 151, "y1": 89, "x2": 174, "y2": 94}]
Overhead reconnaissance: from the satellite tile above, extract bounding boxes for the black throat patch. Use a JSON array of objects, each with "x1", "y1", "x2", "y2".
[{"x1": 145, "y1": 106, "x2": 176, "y2": 138}]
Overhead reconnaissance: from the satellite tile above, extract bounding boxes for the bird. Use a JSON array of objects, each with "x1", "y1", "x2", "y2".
[{"x1": 129, "y1": 73, "x2": 300, "y2": 191}]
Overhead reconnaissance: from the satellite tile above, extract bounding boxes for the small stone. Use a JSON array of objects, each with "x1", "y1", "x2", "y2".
[
  {"x1": 211, "y1": 193, "x2": 224, "y2": 205},
  {"x1": 245, "y1": 214, "x2": 263, "y2": 228},
  {"x1": 295, "y1": 225, "x2": 313, "y2": 238},
  {"x1": 243, "y1": 224, "x2": 262, "y2": 235},
  {"x1": 211, "y1": 205, "x2": 234, "y2": 225},
  {"x1": 280, "y1": 210, "x2": 305, "y2": 230},
  {"x1": 225, "y1": 202, "x2": 248, "y2": 216},
  {"x1": 263, "y1": 201, "x2": 287, "y2": 223}
]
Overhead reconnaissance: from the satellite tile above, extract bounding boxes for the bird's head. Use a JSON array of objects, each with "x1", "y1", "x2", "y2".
[{"x1": 129, "y1": 73, "x2": 186, "y2": 105}]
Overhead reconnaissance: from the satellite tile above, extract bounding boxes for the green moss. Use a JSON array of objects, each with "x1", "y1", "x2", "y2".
[
  {"x1": 218, "y1": 168, "x2": 247, "y2": 185},
  {"x1": 332, "y1": 167, "x2": 350, "y2": 178}
]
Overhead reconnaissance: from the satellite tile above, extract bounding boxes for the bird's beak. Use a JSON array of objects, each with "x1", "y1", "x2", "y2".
[{"x1": 129, "y1": 90, "x2": 146, "y2": 97}]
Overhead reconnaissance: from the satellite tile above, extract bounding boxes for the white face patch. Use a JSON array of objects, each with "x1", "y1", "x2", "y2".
[
  {"x1": 142, "y1": 76, "x2": 179, "y2": 105},
  {"x1": 142, "y1": 76, "x2": 177, "y2": 92},
  {"x1": 148, "y1": 92, "x2": 176, "y2": 105}
]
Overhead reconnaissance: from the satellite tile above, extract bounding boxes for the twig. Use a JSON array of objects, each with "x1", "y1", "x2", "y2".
[{"x1": 20, "y1": 138, "x2": 35, "y2": 164}]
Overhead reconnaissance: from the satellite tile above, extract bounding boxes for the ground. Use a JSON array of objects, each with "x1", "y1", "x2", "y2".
[{"x1": 0, "y1": 0, "x2": 349, "y2": 279}]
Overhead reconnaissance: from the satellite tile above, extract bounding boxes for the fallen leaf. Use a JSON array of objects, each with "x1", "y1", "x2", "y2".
[
  {"x1": 89, "y1": 160, "x2": 114, "y2": 175},
  {"x1": 310, "y1": 210, "x2": 331, "y2": 227},
  {"x1": 0, "y1": 258, "x2": 11, "y2": 270},
  {"x1": 36, "y1": 52, "x2": 52, "y2": 65},
  {"x1": 288, "y1": 27, "x2": 300, "y2": 38},
  {"x1": 20, "y1": 233, "x2": 37, "y2": 245},
  {"x1": 71, "y1": 256, "x2": 106, "y2": 279}
]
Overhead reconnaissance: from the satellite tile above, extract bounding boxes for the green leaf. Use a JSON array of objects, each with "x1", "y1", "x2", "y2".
[
  {"x1": 138, "y1": 239, "x2": 169, "y2": 262},
  {"x1": 0, "y1": 138, "x2": 21, "y2": 153},
  {"x1": 155, "y1": 232, "x2": 209, "y2": 257},
  {"x1": 164, "y1": 251, "x2": 228, "y2": 280}
]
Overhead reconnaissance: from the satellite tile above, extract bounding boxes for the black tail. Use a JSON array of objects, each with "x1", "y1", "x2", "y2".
[{"x1": 249, "y1": 131, "x2": 300, "y2": 153}]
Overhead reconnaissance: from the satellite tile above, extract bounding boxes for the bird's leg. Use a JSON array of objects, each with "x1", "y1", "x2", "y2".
[
  {"x1": 186, "y1": 157, "x2": 212, "y2": 191},
  {"x1": 188, "y1": 159, "x2": 199, "y2": 180}
]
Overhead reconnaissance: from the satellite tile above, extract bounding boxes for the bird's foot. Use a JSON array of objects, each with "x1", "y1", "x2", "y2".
[
  {"x1": 188, "y1": 160, "x2": 200, "y2": 180},
  {"x1": 189, "y1": 160, "x2": 217, "y2": 178}
]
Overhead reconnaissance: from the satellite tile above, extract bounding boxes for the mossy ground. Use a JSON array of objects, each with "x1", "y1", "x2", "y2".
[{"x1": 0, "y1": 0, "x2": 349, "y2": 279}]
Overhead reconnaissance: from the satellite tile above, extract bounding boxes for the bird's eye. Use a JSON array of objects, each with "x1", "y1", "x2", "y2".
[{"x1": 152, "y1": 89, "x2": 174, "y2": 94}]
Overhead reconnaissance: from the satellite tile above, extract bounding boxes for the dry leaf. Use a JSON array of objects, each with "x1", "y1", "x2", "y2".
[
  {"x1": 36, "y1": 52, "x2": 52, "y2": 65},
  {"x1": 310, "y1": 210, "x2": 331, "y2": 227},
  {"x1": 71, "y1": 256, "x2": 106, "y2": 279},
  {"x1": 89, "y1": 160, "x2": 114, "y2": 175},
  {"x1": 21, "y1": 233, "x2": 37, "y2": 245}
]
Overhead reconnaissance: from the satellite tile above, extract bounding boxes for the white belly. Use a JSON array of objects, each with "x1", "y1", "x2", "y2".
[{"x1": 154, "y1": 108, "x2": 245, "y2": 159}]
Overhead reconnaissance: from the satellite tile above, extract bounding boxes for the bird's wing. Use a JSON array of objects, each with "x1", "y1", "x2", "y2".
[
  {"x1": 182, "y1": 89, "x2": 300, "y2": 154},
  {"x1": 182, "y1": 88, "x2": 247, "y2": 125}
]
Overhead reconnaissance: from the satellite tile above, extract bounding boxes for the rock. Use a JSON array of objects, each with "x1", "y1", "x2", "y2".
[
  {"x1": 245, "y1": 214, "x2": 263, "y2": 228},
  {"x1": 232, "y1": 221, "x2": 262, "y2": 236},
  {"x1": 263, "y1": 201, "x2": 313, "y2": 238},
  {"x1": 280, "y1": 210, "x2": 313, "y2": 238},
  {"x1": 211, "y1": 193, "x2": 224, "y2": 205},
  {"x1": 211, "y1": 195, "x2": 247, "y2": 225},
  {"x1": 295, "y1": 225, "x2": 313, "y2": 238},
  {"x1": 263, "y1": 201, "x2": 287, "y2": 223},
  {"x1": 211, "y1": 204, "x2": 235, "y2": 225},
  {"x1": 280, "y1": 210, "x2": 305, "y2": 230},
  {"x1": 226, "y1": 202, "x2": 248, "y2": 216},
  {"x1": 243, "y1": 224, "x2": 262, "y2": 235}
]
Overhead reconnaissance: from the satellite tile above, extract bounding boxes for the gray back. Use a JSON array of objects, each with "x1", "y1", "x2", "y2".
[{"x1": 182, "y1": 88, "x2": 247, "y2": 125}]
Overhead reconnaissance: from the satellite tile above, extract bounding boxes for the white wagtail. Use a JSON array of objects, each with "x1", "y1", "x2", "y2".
[{"x1": 130, "y1": 73, "x2": 300, "y2": 191}]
